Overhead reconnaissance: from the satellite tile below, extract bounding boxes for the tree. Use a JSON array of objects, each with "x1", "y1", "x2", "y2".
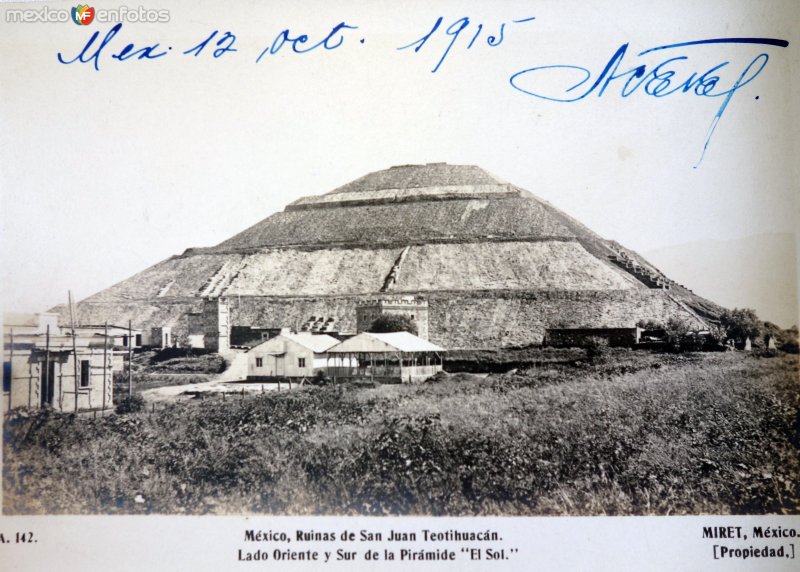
[
  {"x1": 369, "y1": 314, "x2": 418, "y2": 336},
  {"x1": 636, "y1": 319, "x2": 663, "y2": 331},
  {"x1": 176, "y1": 332, "x2": 193, "y2": 356},
  {"x1": 664, "y1": 317, "x2": 693, "y2": 352},
  {"x1": 719, "y1": 308, "x2": 762, "y2": 344},
  {"x1": 665, "y1": 317, "x2": 692, "y2": 337}
]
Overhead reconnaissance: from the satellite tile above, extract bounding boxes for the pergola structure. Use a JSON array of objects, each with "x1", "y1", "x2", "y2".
[{"x1": 326, "y1": 331, "x2": 444, "y2": 383}]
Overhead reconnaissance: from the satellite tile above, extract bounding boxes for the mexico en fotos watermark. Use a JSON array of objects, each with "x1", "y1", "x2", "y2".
[{"x1": 6, "y1": 5, "x2": 170, "y2": 25}]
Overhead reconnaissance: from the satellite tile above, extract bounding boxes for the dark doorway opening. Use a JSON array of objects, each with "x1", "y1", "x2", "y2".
[{"x1": 40, "y1": 360, "x2": 55, "y2": 406}]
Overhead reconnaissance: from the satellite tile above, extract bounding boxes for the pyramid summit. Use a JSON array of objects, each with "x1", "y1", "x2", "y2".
[{"x1": 63, "y1": 163, "x2": 721, "y2": 348}]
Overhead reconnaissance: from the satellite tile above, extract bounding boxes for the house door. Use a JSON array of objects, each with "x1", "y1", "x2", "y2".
[
  {"x1": 40, "y1": 360, "x2": 55, "y2": 406},
  {"x1": 276, "y1": 356, "x2": 285, "y2": 377}
]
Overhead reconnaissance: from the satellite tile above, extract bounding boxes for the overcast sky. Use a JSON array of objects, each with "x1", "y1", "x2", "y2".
[{"x1": 1, "y1": 0, "x2": 797, "y2": 322}]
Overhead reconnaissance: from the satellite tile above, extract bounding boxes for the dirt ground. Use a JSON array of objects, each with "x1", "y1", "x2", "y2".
[{"x1": 138, "y1": 378, "x2": 304, "y2": 403}]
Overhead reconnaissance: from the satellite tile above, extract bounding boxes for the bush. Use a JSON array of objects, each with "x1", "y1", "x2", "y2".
[
  {"x1": 148, "y1": 355, "x2": 226, "y2": 374},
  {"x1": 150, "y1": 347, "x2": 214, "y2": 363},
  {"x1": 720, "y1": 308, "x2": 763, "y2": 346},
  {"x1": 369, "y1": 315, "x2": 418, "y2": 336},
  {"x1": 311, "y1": 370, "x2": 331, "y2": 386},
  {"x1": 115, "y1": 394, "x2": 145, "y2": 415},
  {"x1": 679, "y1": 333, "x2": 705, "y2": 352},
  {"x1": 585, "y1": 337, "x2": 609, "y2": 360},
  {"x1": 781, "y1": 341, "x2": 799, "y2": 354},
  {"x1": 636, "y1": 319, "x2": 663, "y2": 330}
]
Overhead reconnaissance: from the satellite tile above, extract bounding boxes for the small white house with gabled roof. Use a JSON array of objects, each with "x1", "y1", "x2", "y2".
[{"x1": 247, "y1": 331, "x2": 340, "y2": 381}]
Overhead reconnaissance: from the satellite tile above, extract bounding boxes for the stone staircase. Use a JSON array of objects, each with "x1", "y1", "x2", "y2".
[
  {"x1": 380, "y1": 246, "x2": 411, "y2": 292},
  {"x1": 608, "y1": 248, "x2": 690, "y2": 291}
]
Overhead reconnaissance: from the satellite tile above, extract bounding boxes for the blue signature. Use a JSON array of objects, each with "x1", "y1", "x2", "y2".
[{"x1": 509, "y1": 38, "x2": 789, "y2": 167}]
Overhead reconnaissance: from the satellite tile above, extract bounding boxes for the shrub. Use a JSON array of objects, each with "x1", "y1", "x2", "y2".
[
  {"x1": 148, "y1": 355, "x2": 226, "y2": 374},
  {"x1": 720, "y1": 308, "x2": 763, "y2": 345},
  {"x1": 584, "y1": 337, "x2": 609, "y2": 360},
  {"x1": 150, "y1": 347, "x2": 214, "y2": 363},
  {"x1": 115, "y1": 394, "x2": 145, "y2": 415},
  {"x1": 311, "y1": 370, "x2": 331, "y2": 386},
  {"x1": 781, "y1": 341, "x2": 800, "y2": 354},
  {"x1": 679, "y1": 333, "x2": 705, "y2": 352},
  {"x1": 369, "y1": 315, "x2": 418, "y2": 336}
]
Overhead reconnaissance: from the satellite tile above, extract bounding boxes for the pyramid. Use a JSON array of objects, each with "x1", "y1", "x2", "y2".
[{"x1": 62, "y1": 163, "x2": 721, "y2": 348}]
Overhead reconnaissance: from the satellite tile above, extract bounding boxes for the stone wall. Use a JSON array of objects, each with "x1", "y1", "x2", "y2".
[
  {"x1": 226, "y1": 289, "x2": 702, "y2": 349},
  {"x1": 66, "y1": 287, "x2": 705, "y2": 351},
  {"x1": 544, "y1": 328, "x2": 640, "y2": 348},
  {"x1": 423, "y1": 290, "x2": 705, "y2": 348},
  {"x1": 203, "y1": 299, "x2": 229, "y2": 352}
]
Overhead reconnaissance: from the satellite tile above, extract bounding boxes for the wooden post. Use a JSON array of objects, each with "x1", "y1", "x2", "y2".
[
  {"x1": 69, "y1": 290, "x2": 79, "y2": 412},
  {"x1": 127, "y1": 320, "x2": 133, "y2": 399},
  {"x1": 8, "y1": 328, "x2": 13, "y2": 411},
  {"x1": 102, "y1": 322, "x2": 108, "y2": 411},
  {"x1": 26, "y1": 332, "x2": 34, "y2": 408},
  {"x1": 44, "y1": 325, "x2": 50, "y2": 408}
]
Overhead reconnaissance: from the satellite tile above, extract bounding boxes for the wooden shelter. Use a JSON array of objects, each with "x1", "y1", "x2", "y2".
[{"x1": 327, "y1": 331, "x2": 444, "y2": 383}]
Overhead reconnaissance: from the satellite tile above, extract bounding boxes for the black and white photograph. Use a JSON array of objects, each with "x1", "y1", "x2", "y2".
[{"x1": 1, "y1": 0, "x2": 798, "y2": 569}]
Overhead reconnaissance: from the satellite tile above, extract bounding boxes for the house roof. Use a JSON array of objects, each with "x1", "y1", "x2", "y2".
[
  {"x1": 328, "y1": 331, "x2": 444, "y2": 354},
  {"x1": 75, "y1": 324, "x2": 141, "y2": 333},
  {"x1": 5, "y1": 332, "x2": 115, "y2": 351},
  {"x1": 251, "y1": 332, "x2": 340, "y2": 353}
]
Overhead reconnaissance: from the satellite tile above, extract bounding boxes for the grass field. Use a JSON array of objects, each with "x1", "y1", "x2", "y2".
[{"x1": 3, "y1": 350, "x2": 798, "y2": 515}]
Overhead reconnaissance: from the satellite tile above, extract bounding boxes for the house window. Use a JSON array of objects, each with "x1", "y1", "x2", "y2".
[
  {"x1": 122, "y1": 335, "x2": 129, "y2": 347},
  {"x1": 255, "y1": 357, "x2": 263, "y2": 368},
  {"x1": 3, "y1": 362, "x2": 10, "y2": 392},
  {"x1": 135, "y1": 334, "x2": 142, "y2": 346},
  {"x1": 80, "y1": 360, "x2": 90, "y2": 388},
  {"x1": 298, "y1": 357, "x2": 306, "y2": 368}
]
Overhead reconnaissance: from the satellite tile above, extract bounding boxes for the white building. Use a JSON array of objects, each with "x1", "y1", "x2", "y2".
[
  {"x1": 72, "y1": 324, "x2": 144, "y2": 349},
  {"x1": 3, "y1": 330, "x2": 120, "y2": 412},
  {"x1": 247, "y1": 331, "x2": 340, "y2": 380}
]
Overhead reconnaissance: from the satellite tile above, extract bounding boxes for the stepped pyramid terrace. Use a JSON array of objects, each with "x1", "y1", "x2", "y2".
[{"x1": 56, "y1": 163, "x2": 722, "y2": 349}]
